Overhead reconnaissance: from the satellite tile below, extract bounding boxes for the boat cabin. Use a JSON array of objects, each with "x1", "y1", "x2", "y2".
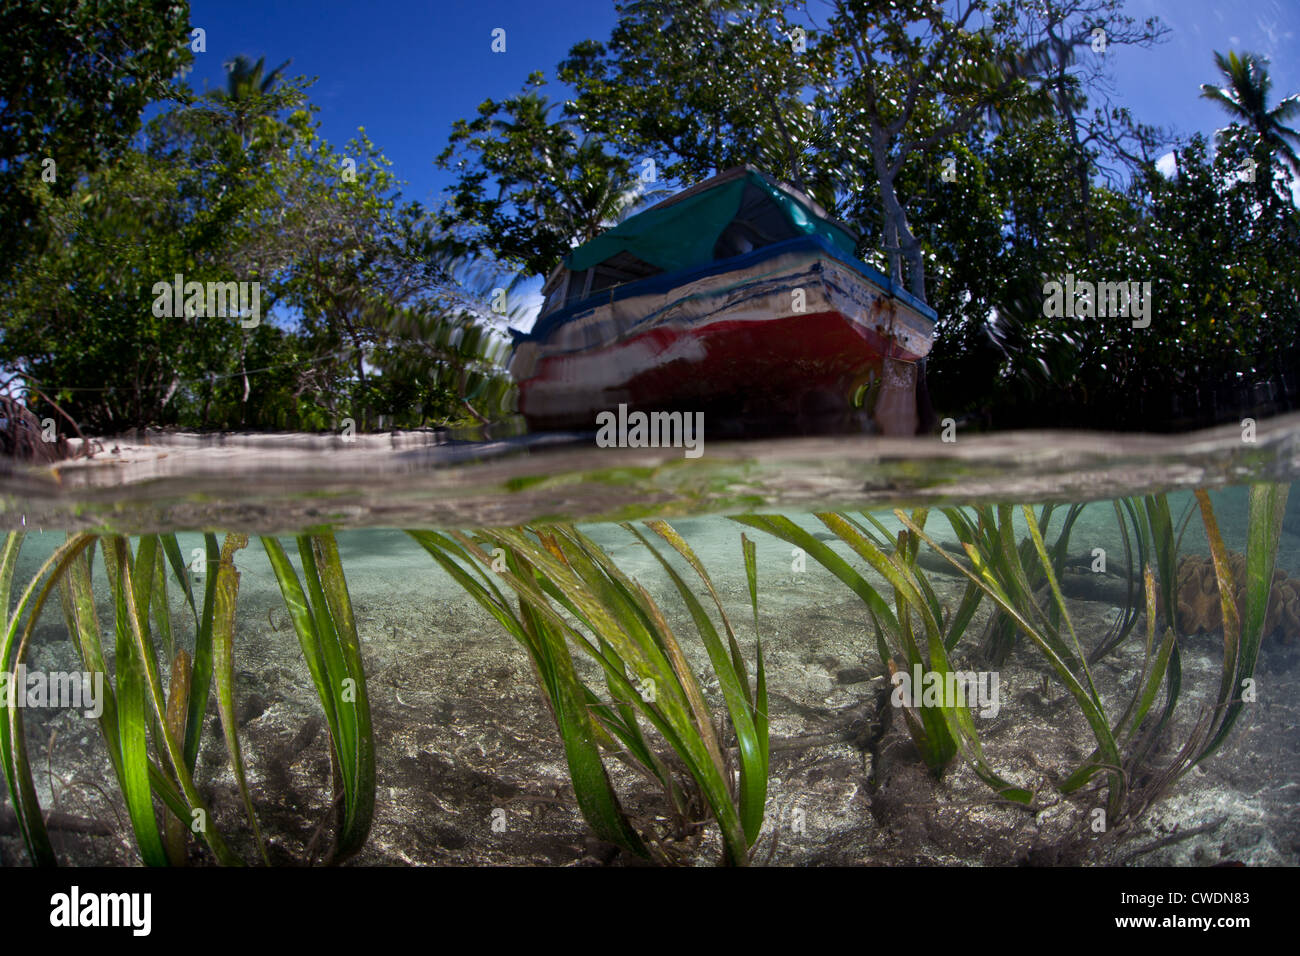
[{"x1": 538, "y1": 166, "x2": 862, "y2": 319}]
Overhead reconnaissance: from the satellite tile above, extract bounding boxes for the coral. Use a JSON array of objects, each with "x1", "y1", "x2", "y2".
[{"x1": 1172, "y1": 551, "x2": 1300, "y2": 641}]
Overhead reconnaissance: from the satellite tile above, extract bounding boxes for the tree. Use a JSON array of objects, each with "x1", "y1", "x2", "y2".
[
  {"x1": 255, "y1": 104, "x2": 517, "y2": 430},
  {"x1": 0, "y1": 0, "x2": 192, "y2": 280},
  {"x1": 559, "y1": 1, "x2": 835, "y2": 207},
  {"x1": 1, "y1": 64, "x2": 514, "y2": 433},
  {"x1": 437, "y1": 73, "x2": 660, "y2": 278},
  {"x1": 1200, "y1": 51, "x2": 1300, "y2": 174},
  {"x1": 0, "y1": 84, "x2": 297, "y2": 431},
  {"x1": 999, "y1": 0, "x2": 1169, "y2": 250},
  {"x1": 804, "y1": 0, "x2": 1047, "y2": 302},
  {"x1": 560, "y1": 1, "x2": 1041, "y2": 304},
  {"x1": 219, "y1": 54, "x2": 294, "y2": 148}
]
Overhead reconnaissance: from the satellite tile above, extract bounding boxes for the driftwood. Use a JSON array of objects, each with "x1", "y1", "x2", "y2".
[{"x1": 0, "y1": 804, "x2": 114, "y2": 836}]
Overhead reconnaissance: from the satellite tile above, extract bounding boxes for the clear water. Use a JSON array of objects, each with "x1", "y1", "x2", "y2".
[{"x1": 4, "y1": 416, "x2": 1300, "y2": 866}]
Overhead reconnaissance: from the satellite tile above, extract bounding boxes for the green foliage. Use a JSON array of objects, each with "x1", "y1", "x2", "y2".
[
  {"x1": 0, "y1": 490, "x2": 1285, "y2": 865},
  {"x1": 1, "y1": 66, "x2": 514, "y2": 433},
  {"x1": 559, "y1": 2, "x2": 819, "y2": 193},
  {"x1": 902, "y1": 485, "x2": 1287, "y2": 828},
  {"x1": 0, "y1": 0, "x2": 192, "y2": 281},
  {"x1": 924, "y1": 44, "x2": 1297, "y2": 427},
  {"x1": 1187, "y1": 486, "x2": 1288, "y2": 767},
  {"x1": 1200, "y1": 50, "x2": 1300, "y2": 174},
  {"x1": 410, "y1": 522, "x2": 770, "y2": 865},
  {"x1": 1136, "y1": 132, "x2": 1300, "y2": 381},
  {"x1": 211, "y1": 534, "x2": 269, "y2": 862},
  {"x1": 970, "y1": 502, "x2": 1085, "y2": 664},
  {"x1": 924, "y1": 505, "x2": 1131, "y2": 817},
  {"x1": 436, "y1": 73, "x2": 656, "y2": 278},
  {"x1": 731, "y1": 512, "x2": 1029, "y2": 803},
  {"x1": 3, "y1": 533, "x2": 245, "y2": 865},
  {"x1": 0, "y1": 529, "x2": 374, "y2": 866},
  {"x1": 731, "y1": 483, "x2": 1286, "y2": 834},
  {"x1": 262, "y1": 534, "x2": 376, "y2": 862}
]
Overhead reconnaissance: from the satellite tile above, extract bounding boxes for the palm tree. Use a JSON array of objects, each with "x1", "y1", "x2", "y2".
[
  {"x1": 210, "y1": 54, "x2": 291, "y2": 420},
  {"x1": 560, "y1": 135, "x2": 673, "y2": 240},
  {"x1": 223, "y1": 54, "x2": 292, "y2": 99},
  {"x1": 221, "y1": 55, "x2": 292, "y2": 147},
  {"x1": 1200, "y1": 51, "x2": 1300, "y2": 174},
  {"x1": 489, "y1": 96, "x2": 670, "y2": 245}
]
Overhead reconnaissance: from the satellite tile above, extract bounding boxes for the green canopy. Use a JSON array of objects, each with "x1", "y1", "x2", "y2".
[{"x1": 564, "y1": 168, "x2": 858, "y2": 274}]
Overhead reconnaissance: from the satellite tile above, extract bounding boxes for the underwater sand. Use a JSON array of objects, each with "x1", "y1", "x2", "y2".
[{"x1": 4, "y1": 486, "x2": 1298, "y2": 866}]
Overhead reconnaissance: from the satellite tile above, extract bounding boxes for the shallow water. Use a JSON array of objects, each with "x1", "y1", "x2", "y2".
[
  {"x1": 3, "y1": 419, "x2": 1299, "y2": 866},
  {"x1": 5, "y1": 412, "x2": 1299, "y2": 532}
]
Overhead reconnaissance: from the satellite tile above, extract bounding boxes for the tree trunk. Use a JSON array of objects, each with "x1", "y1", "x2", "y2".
[
  {"x1": 354, "y1": 341, "x2": 368, "y2": 431},
  {"x1": 872, "y1": 135, "x2": 931, "y2": 435},
  {"x1": 872, "y1": 132, "x2": 927, "y2": 303}
]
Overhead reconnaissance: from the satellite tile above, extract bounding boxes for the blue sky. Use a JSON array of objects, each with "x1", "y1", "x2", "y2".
[
  {"x1": 184, "y1": 0, "x2": 1297, "y2": 325},
  {"x1": 1110, "y1": 0, "x2": 1297, "y2": 144},
  {"x1": 185, "y1": 0, "x2": 1297, "y2": 205},
  {"x1": 185, "y1": 0, "x2": 622, "y2": 209}
]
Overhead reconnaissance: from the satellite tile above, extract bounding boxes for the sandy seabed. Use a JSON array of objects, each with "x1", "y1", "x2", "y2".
[{"x1": 3, "y1": 496, "x2": 1298, "y2": 866}]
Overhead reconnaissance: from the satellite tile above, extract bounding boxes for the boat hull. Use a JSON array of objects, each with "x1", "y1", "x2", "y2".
[{"x1": 510, "y1": 237, "x2": 935, "y2": 435}]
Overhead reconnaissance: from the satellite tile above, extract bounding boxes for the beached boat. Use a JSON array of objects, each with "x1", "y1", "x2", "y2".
[{"x1": 508, "y1": 166, "x2": 936, "y2": 436}]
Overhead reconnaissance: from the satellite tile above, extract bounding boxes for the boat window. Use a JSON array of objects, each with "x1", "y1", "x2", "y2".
[
  {"x1": 564, "y1": 252, "x2": 663, "y2": 305},
  {"x1": 541, "y1": 273, "x2": 569, "y2": 316}
]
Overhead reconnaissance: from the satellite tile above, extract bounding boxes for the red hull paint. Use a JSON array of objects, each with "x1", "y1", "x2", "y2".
[{"x1": 518, "y1": 310, "x2": 921, "y2": 432}]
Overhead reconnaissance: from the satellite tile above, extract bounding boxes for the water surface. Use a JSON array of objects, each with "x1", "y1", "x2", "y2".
[{"x1": 5, "y1": 412, "x2": 1299, "y2": 532}]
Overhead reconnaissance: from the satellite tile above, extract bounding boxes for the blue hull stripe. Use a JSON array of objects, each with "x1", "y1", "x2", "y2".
[{"x1": 514, "y1": 234, "x2": 936, "y2": 346}]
